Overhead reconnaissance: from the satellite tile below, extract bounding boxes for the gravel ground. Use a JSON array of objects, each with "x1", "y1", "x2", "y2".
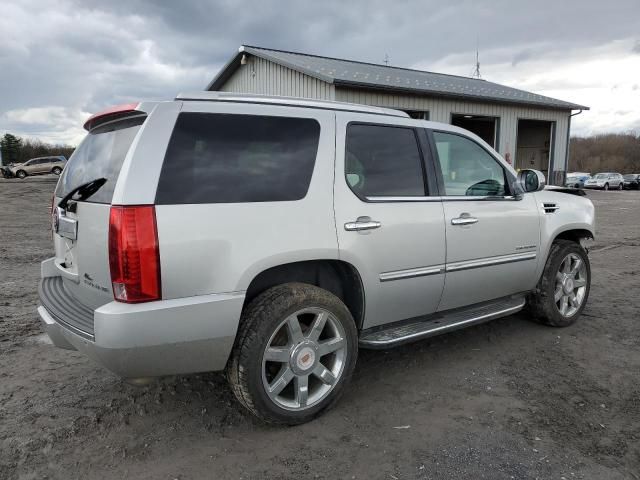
[{"x1": 1, "y1": 176, "x2": 639, "y2": 480}]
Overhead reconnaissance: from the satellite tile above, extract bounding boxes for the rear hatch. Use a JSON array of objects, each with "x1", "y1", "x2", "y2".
[{"x1": 53, "y1": 110, "x2": 147, "y2": 310}]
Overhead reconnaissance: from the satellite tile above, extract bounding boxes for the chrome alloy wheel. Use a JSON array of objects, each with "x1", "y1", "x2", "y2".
[
  {"x1": 261, "y1": 307, "x2": 347, "y2": 411},
  {"x1": 554, "y1": 253, "x2": 588, "y2": 317}
]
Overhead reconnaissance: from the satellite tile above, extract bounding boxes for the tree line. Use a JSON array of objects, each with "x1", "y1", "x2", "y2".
[
  {"x1": 0, "y1": 133, "x2": 75, "y2": 166},
  {"x1": 569, "y1": 132, "x2": 640, "y2": 173}
]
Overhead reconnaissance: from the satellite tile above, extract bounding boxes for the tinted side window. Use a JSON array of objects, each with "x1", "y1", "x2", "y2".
[
  {"x1": 345, "y1": 124, "x2": 425, "y2": 197},
  {"x1": 156, "y1": 113, "x2": 320, "y2": 204},
  {"x1": 433, "y1": 131, "x2": 507, "y2": 196}
]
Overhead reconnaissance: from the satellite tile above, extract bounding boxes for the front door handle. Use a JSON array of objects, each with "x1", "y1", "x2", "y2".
[
  {"x1": 451, "y1": 213, "x2": 478, "y2": 226},
  {"x1": 345, "y1": 216, "x2": 382, "y2": 231}
]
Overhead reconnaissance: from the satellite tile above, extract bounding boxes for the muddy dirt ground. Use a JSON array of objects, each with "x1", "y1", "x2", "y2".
[{"x1": 1, "y1": 176, "x2": 639, "y2": 479}]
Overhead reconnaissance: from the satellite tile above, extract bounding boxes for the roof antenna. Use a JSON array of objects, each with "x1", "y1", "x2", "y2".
[
  {"x1": 471, "y1": 37, "x2": 481, "y2": 79},
  {"x1": 383, "y1": 53, "x2": 390, "y2": 66}
]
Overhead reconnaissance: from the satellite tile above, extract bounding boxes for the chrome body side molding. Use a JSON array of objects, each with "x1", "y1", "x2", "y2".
[
  {"x1": 378, "y1": 252, "x2": 536, "y2": 282},
  {"x1": 379, "y1": 265, "x2": 445, "y2": 282},
  {"x1": 446, "y1": 251, "x2": 536, "y2": 272}
]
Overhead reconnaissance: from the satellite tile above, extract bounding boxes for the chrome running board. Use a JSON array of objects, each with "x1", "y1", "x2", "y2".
[{"x1": 359, "y1": 295, "x2": 526, "y2": 349}]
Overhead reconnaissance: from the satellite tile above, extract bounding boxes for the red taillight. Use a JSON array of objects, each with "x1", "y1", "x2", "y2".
[{"x1": 108, "y1": 205, "x2": 161, "y2": 303}]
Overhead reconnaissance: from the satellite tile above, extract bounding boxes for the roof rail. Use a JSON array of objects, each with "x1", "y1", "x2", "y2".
[{"x1": 175, "y1": 91, "x2": 409, "y2": 118}]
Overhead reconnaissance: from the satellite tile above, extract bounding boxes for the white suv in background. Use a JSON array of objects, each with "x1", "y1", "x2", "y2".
[
  {"x1": 584, "y1": 172, "x2": 624, "y2": 190},
  {"x1": 38, "y1": 93, "x2": 595, "y2": 424}
]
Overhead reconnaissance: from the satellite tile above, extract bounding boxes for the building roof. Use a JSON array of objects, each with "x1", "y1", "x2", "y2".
[
  {"x1": 208, "y1": 45, "x2": 589, "y2": 111},
  {"x1": 176, "y1": 91, "x2": 409, "y2": 117}
]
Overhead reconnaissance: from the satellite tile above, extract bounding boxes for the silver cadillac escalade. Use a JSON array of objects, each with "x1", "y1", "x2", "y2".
[{"x1": 39, "y1": 92, "x2": 595, "y2": 425}]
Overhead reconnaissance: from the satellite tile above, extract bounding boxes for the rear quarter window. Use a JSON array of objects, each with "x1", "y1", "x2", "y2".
[{"x1": 155, "y1": 113, "x2": 320, "y2": 204}]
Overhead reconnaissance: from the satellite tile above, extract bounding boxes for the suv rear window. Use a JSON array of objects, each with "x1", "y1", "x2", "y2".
[
  {"x1": 156, "y1": 113, "x2": 320, "y2": 204},
  {"x1": 55, "y1": 116, "x2": 145, "y2": 204}
]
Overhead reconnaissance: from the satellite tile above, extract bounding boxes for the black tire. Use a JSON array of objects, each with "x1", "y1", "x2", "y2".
[
  {"x1": 618, "y1": 183, "x2": 623, "y2": 190},
  {"x1": 16, "y1": 170, "x2": 27, "y2": 179},
  {"x1": 527, "y1": 240, "x2": 591, "y2": 327},
  {"x1": 52, "y1": 167, "x2": 62, "y2": 175},
  {"x1": 603, "y1": 183, "x2": 609, "y2": 190},
  {"x1": 226, "y1": 282, "x2": 358, "y2": 425}
]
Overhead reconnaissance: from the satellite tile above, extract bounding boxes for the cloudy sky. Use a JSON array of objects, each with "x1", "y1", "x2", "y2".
[{"x1": 1, "y1": 0, "x2": 639, "y2": 145}]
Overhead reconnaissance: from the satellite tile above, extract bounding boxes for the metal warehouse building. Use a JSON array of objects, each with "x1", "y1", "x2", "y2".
[{"x1": 207, "y1": 45, "x2": 588, "y2": 185}]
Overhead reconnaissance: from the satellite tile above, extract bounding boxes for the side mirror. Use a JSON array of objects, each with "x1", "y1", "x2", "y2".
[{"x1": 517, "y1": 169, "x2": 546, "y2": 193}]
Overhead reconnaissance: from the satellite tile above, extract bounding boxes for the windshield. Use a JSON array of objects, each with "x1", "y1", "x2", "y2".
[
  {"x1": 623, "y1": 174, "x2": 636, "y2": 179},
  {"x1": 594, "y1": 174, "x2": 608, "y2": 179},
  {"x1": 55, "y1": 116, "x2": 145, "y2": 204}
]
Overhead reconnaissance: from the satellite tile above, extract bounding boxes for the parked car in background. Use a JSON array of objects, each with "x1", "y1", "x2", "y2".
[
  {"x1": 8, "y1": 156, "x2": 67, "y2": 179},
  {"x1": 565, "y1": 172, "x2": 591, "y2": 188},
  {"x1": 584, "y1": 172, "x2": 624, "y2": 190},
  {"x1": 622, "y1": 174, "x2": 640, "y2": 190},
  {"x1": 38, "y1": 93, "x2": 595, "y2": 425}
]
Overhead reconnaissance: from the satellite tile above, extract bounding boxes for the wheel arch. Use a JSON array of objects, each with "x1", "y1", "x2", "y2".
[
  {"x1": 536, "y1": 225, "x2": 594, "y2": 283},
  {"x1": 243, "y1": 260, "x2": 365, "y2": 330},
  {"x1": 552, "y1": 227, "x2": 594, "y2": 245}
]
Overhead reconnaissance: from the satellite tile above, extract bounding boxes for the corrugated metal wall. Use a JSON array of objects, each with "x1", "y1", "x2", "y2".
[
  {"x1": 219, "y1": 55, "x2": 335, "y2": 100},
  {"x1": 335, "y1": 88, "x2": 571, "y2": 173},
  {"x1": 217, "y1": 58, "x2": 571, "y2": 173}
]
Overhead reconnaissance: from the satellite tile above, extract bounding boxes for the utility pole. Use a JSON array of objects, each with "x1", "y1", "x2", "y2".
[{"x1": 383, "y1": 53, "x2": 390, "y2": 66}]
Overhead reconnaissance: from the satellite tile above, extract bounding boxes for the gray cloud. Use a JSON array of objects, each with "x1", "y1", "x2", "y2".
[
  {"x1": 511, "y1": 49, "x2": 533, "y2": 67},
  {"x1": 1, "y1": 0, "x2": 640, "y2": 144}
]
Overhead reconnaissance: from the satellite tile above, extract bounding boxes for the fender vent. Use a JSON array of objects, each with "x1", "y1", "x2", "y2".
[{"x1": 543, "y1": 203, "x2": 559, "y2": 214}]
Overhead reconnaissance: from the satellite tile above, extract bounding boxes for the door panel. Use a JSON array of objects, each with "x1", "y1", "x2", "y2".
[
  {"x1": 430, "y1": 129, "x2": 541, "y2": 311},
  {"x1": 439, "y1": 196, "x2": 540, "y2": 310},
  {"x1": 335, "y1": 113, "x2": 446, "y2": 329}
]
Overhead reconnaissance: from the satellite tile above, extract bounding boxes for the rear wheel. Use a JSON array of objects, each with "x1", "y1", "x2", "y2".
[
  {"x1": 52, "y1": 167, "x2": 62, "y2": 175},
  {"x1": 603, "y1": 183, "x2": 609, "y2": 190},
  {"x1": 528, "y1": 240, "x2": 590, "y2": 327},
  {"x1": 16, "y1": 170, "x2": 27, "y2": 179},
  {"x1": 226, "y1": 282, "x2": 358, "y2": 425},
  {"x1": 618, "y1": 182, "x2": 623, "y2": 190}
]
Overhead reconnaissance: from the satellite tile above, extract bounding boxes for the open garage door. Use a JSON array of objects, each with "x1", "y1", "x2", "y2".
[
  {"x1": 516, "y1": 120, "x2": 554, "y2": 179},
  {"x1": 451, "y1": 114, "x2": 498, "y2": 148}
]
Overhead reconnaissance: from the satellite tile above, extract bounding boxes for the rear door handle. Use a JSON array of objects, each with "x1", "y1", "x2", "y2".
[
  {"x1": 451, "y1": 213, "x2": 478, "y2": 226},
  {"x1": 345, "y1": 217, "x2": 382, "y2": 231}
]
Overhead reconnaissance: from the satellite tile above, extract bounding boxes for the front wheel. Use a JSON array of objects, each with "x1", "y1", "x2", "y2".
[
  {"x1": 16, "y1": 170, "x2": 27, "y2": 179},
  {"x1": 226, "y1": 283, "x2": 358, "y2": 425},
  {"x1": 52, "y1": 167, "x2": 62, "y2": 175},
  {"x1": 528, "y1": 240, "x2": 591, "y2": 327}
]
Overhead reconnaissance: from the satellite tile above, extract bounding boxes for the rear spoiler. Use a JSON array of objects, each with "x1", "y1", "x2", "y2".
[{"x1": 83, "y1": 103, "x2": 141, "y2": 131}]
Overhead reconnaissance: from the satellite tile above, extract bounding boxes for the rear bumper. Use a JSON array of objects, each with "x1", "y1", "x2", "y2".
[{"x1": 38, "y1": 275, "x2": 245, "y2": 378}]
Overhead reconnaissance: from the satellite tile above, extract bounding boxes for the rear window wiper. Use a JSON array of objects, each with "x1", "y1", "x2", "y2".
[{"x1": 58, "y1": 178, "x2": 107, "y2": 210}]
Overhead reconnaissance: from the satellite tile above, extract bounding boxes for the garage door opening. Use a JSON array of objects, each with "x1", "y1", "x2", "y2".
[
  {"x1": 451, "y1": 114, "x2": 498, "y2": 148},
  {"x1": 516, "y1": 120, "x2": 554, "y2": 177}
]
